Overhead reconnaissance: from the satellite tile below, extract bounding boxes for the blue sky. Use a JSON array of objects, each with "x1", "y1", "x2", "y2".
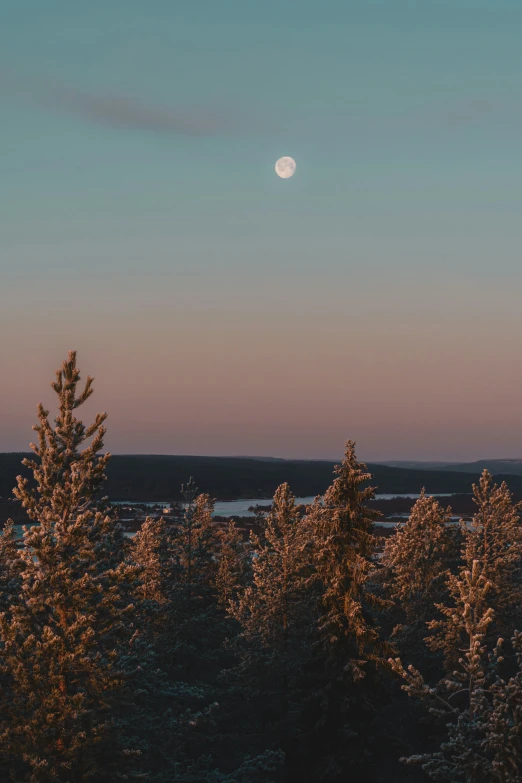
[{"x1": 1, "y1": 1, "x2": 522, "y2": 460}]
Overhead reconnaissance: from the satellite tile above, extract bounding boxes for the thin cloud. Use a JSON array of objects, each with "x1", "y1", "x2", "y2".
[
  {"x1": 0, "y1": 67, "x2": 239, "y2": 137},
  {"x1": 50, "y1": 89, "x2": 236, "y2": 136},
  {"x1": 438, "y1": 97, "x2": 505, "y2": 129}
]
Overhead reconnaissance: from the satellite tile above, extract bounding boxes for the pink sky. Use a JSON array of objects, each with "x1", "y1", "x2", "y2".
[{"x1": 1, "y1": 277, "x2": 521, "y2": 462}]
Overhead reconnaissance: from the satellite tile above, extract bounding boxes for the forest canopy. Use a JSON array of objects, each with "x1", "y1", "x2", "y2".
[{"x1": 1, "y1": 352, "x2": 522, "y2": 782}]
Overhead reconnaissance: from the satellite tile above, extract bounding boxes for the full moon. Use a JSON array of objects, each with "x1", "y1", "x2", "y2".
[{"x1": 275, "y1": 156, "x2": 296, "y2": 179}]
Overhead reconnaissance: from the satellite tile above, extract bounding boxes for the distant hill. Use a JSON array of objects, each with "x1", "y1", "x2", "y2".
[
  {"x1": 377, "y1": 459, "x2": 522, "y2": 476},
  {"x1": 435, "y1": 459, "x2": 522, "y2": 476},
  {"x1": 375, "y1": 461, "x2": 459, "y2": 470},
  {"x1": 229, "y1": 456, "x2": 289, "y2": 462},
  {"x1": 2, "y1": 453, "x2": 522, "y2": 501}
]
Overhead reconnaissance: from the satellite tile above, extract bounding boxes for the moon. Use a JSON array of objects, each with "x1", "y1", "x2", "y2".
[{"x1": 275, "y1": 156, "x2": 296, "y2": 179}]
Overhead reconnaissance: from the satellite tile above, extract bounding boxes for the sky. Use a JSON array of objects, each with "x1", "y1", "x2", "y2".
[{"x1": 2, "y1": 0, "x2": 522, "y2": 461}]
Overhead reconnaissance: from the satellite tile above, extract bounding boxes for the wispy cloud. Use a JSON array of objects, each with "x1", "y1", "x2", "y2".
[
  {"x1": 51, "y1": 89, "x2": 235, "y2": 136},
  {"x1": 436, "y1": 97, "x2": 509, "y2": 129},
  {"x1": 0, "y1": 67, "x2": 238, "y2": 137}
]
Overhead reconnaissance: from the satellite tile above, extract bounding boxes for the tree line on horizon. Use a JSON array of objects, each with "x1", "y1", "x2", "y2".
[
  {"x1": 0, "y1": 351, "x2": 522, "y2": 782},
  {"x1": 5, "y1": 446, "x2": 522, "y2": 506}
]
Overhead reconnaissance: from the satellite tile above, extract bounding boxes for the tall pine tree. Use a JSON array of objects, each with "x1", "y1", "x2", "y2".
[
  {"x1": 298, "y1": 441, "x2": 387, "y2": 781},
  {"x1": 0, "y1": 352, "x2": 153, "y2": 782},
  {"x1": 463, "y1": 470, "x2": 522, "y2": 639},
  {"x1": 311, "y1": 440, "x2": 382, "y2": 674}
]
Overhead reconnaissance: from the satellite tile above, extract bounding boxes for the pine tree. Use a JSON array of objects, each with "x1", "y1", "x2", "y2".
[
  {"x1": 381, "y1": 491, "x2": 460, "y2": 665},
  {"x1": 230, "y1": 483, "x2": 314, "y2": 713},
  {"x1": 0, "y1": 352, "x2": 153, "y2": 782},
  {"x1": 222, "y1": 483, "x2": 313, "y2": 780},
  {"x1": 132, "y1": 482, "x2": 242, "y2": 779},
  {"x1": 383, "y1": 491, "x2": 459, "y2": 622},
  {"x1": 428, "y1": 471, "x2": 522, "y2": 669},
  {"x1": 390, "y1": 560, "x2": 522, "y2": 782},
  {"x1": 133, "y1": 514, "x2": 171, "y2": 603},
  {"x1": 231, "y1": 483, "x2": 311, "y2": 649},
  {"x1": 297, "y1": 441, "x2": 387, "y2": 781},
  {"x1": 164, "y1": 480, "x2": 224, "y2": 685},
  {"x1": 484, "y1": 630, "x2": 522, "y2": 782},
  {"x1": 311, "y1": 440, "x2": 382, "y2": 671},
  {"x1": 215, "y1": 521, "x2": 251, "y2": 610},
  {"x1": 132, "y1": 512, "x2": 176, "y2": 652},
  {"x1": 463, "y1": 470, "x2": 522, "y2": 638}
]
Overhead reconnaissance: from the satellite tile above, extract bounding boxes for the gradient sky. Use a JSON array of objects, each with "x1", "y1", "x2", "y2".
[{"x1": 2, "y1": 0, "x2": 522, "y2": 461}]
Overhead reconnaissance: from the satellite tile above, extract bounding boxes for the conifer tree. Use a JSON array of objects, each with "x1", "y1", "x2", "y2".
[
  {"x1": 383, "y1": 491, "x2": 459, "y2": 622},
  {"x1": 231, "y1": 483, "x2": 311, "y2": 648},
  {"x1": 230, "y1": 484, "x2": 314, "y2": 706},
  {"x1": 428, "y1": 471, "x2": 522, "y2": 668},
  {"x1": 0, "y1": 352, "x2": 153, "y2": 782},
  {"x1": 132, "y1": 512, "x2": 176, "y2": 652},
  {"x1": 132, "y1": 499, "x2": 231, "y2": 677},
  {"x1": 133, "y1": 494, "x2": 285, "y2": 782},
  {"x1": 133, "y1": 507, "x2": 248, "y2": 782},
  {"x1": 463, "y1": 470, "x2": 522, "y2": 638},
  {"x1": 223, "y1": 483, "x2": 313, "y2": 779},
  {"x1": 381, "y1": 491, "x2": 460, "y2": 664},
  {"x1": 165, "y1": 480, "x2": 224, "y2": 685},
  {"x1": 390, "y1": 560, "x2": 522, "y2": 782},
  {"x1": 215, "y1": 521, "x2": 251, "y2": 610},
  {"x1": 311, "y1": 440, "x2": 382, "y2": 669},
  {"x1": 296, "y1": 442, "x2": 387, "y2": 781}
]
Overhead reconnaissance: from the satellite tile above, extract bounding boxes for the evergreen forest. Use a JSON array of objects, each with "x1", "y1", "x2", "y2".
[{"x1": 1, "y1": 351, "x2": 522, "y2": 783}]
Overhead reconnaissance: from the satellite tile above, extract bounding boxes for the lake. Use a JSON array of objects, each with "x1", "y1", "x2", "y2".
[
  {"x1": 211, "y1": 494, "x2": 452, "y2": 517},
  {"x1": 10, "y1": 493, "x2": 455, "y2": 538},
  {"x1": 114, "y1": 493, "x2": 453, "y2": 518}
]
